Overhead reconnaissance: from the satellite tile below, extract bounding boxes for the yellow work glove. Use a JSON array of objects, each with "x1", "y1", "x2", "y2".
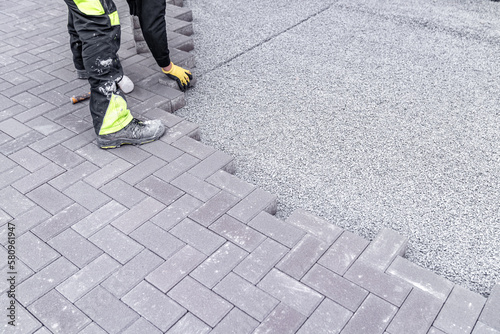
[{"x1": 162, "y1": 63, "x2": 192, "y2": 92}]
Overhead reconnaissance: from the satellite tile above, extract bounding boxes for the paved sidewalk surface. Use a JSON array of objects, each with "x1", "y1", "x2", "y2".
[{"x1": 0, "y1": 0, "x2": 499, "y2": 333}]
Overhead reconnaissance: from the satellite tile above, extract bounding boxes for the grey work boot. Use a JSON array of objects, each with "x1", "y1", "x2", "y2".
[{"x1": 97, "y1": 118, "x2": 166, "y2": 149}]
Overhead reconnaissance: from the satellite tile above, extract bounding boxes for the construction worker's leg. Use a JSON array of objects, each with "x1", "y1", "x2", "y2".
[{"x1": 67, "y1": 10, "x2": 86, "y2": 77}]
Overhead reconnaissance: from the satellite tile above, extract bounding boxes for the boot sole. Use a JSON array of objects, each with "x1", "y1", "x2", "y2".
[{"x1": 98, "y1": 127, "x2": 166, "y2": 149}]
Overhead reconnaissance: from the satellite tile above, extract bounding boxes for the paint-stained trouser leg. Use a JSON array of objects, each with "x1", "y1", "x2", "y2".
[
  {"x1": 67, "y1": 11, "x2": 85, "y2": 72},
  {"x1": 64, "y1": 0, "x2": 132, "y2": 135}
]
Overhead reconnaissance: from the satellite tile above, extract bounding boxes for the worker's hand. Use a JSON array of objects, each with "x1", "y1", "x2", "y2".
[
  {"x1": 162, "y1": 63, "x2": 193, "y2": 92},
  {"x1": 126, "y1": 0, "x2": 140, "y2": 16}
]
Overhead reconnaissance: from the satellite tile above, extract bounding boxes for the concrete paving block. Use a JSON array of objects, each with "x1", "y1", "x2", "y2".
[
  {"x1": 0, "y1": 154, "x2": 17, "y2": 174},
  {"x1": 166, "y1": 3, "x2": 193, "y2": 21},
  {"x1": 191, "y1": 242, "x2": 248, "y2": 288},
  {"x1": 472, "y1": 322, "x2": 500, "y2": 334},
  {"x1": 428, "y1": 327, "x2": 447, "y2": 334},
  {"x1": 0, "y1": 130, "x2": 45, "y2": 156},
  {"x1": 161, "y1": 119, "x2": 200, "y2": 144},
  {"x1": 188, "y1": 190, "x2": 240, "y2": 227},
  {"x1": 8, "y1": 147, "x2": 50, "y2": 172},
  {"x1": 207, "y1": 170, "x2": 256, "y2": 199},
  {"x1": 154, "y1": 153, "x2": 200, "y2": 183},
  {"x1": 318, "y1": 230, "x2": 369, "y2": 276},
  {"x1": 17, "y1": 257, "x2": 78, "y2": 306},
  {"x1": 111, "y1": 196, "x2": 165, "y2": 234},
  {"x1": 119, "y1": 155, "x2": 167, "y2": 185},
  {"x1": 285, "y1": 209, "x2": 342, "y2": 245},
  {"x1": 209, "y1": 214, "x2": 266, "y2": 252},
  {"x1": 150, "y1": 194, "x2": 202, "y2": 231},
  {"x1": 27, "y1": 184, "x2": 74, "y2": 216},
  {"x1": 228, "y1": 188, "x2": 277, "y2": 223},
  {"x1": 302, "y1": 264, "x2": 368, "y2": 312},
  {"x1": 15, "y1": 102, "x2": 56, "y2": 123},
  {"x1": 358, "y1": 227, "x2": 408, "y2": 271},
  {"x1": 297, "y1": 298, "x2": 352, "y2": 334},
  {"x1": 29, "y1": 128, "x2": 75, "y2": 153},
  {"x1": 72, "y1": 200, "x2": 127, "y2": 238},
  {"x1": 28, "y1": 290, "x2": 91, "y2": 334},
  {"x1": 168, "y1": 48, "x2": 196, "y2": 69},
  {"x1": 48, "y1": 161, "x2": 99, "y2": 191},
  {"x1": 83, "y1": 158, "x2": 133, "y2": 188},
  {"x1": 61, "y1": 128, "x2": 95, "y2": 151},
  {"x1": 387, "y1": 256, "x2": 454, "y2": 302},
  {"x1": 479, "y1": 284, "x2": 500, "y2": 330},
  {"x1": 344, "y1": 261, "x2": 412, "y2": 307},
  {"x1": 214, "y1": 272, "x2": 278, "y2": 321},
  {"x1": 109, "y1": 143, "x2": 152, "y2": 165},
  {"x1": 76, "y1": 143, "x2": 117, "y2": 168},
  {"x1": 56, "y1": 254, "x2": 120, "y2": 303},
  {"x1": 101, "y1": 249, "x2": 163, "y2": 298},
  {"x1": 434, "y1": 285, "x2": 487, "y2": 334},
  {"x1": 135, "y1": 175, "x2": 184, "y2": 206},
  {"x1": 170, "y1": 218, "x2": 226, "y2": 255},
  {"x1": 33, "y1": 328, "x2": 52, "y2": 334},
  {"x1": 257, "y1": 269, "x2": 324, "y2": 317},
  {"x1": 0, "y1": 294, "x2": 42, "y2": 334},
  {"x1": 100, "y1": 178, "x2": 147, "y2": 209},
  {"x1": 234, "y1": 238, "x2": 288, "y2": 284},
  {"x1": 146, "y1": 245, "x2": 206, "y2": 292},
  {"x1": 78, "y1": 323, "x2": 107, "y2": 334},
  {"x1": 32, "y1": 203, "x2": 89, "y2": 241},
  {"x1": 0, "y1": 117, "x2": 31, "y2": 137},
  {"x1": 210, "y1": 307, "x2": 259, "y2": 334},
  {"x1": 48, "y1": 228, "x2": 102, "y2": 268},
  {"x1": 122, "y1": 318, "x2": 162, "y2": 334},
  {"x1": 0, "y1": 206, "x2": 49, "y2": 243},
  {"x1": 75, "y1": 286, "x2": 140, "y2": 334},
  {"x1": 89, "y1": 225, "x2": 144, "y2": 264},
  {"x1": 386, "y1": 288, "x2": 443, "y2": 334},
  {"x1": 122, "y1": 281, "x2": 186, "y2": 332},
  {"x1": 341, "y1": 294, "x2": 398, "y2": 334},
  {"x1": 130, "y1": 221, "x2": 185, "y2": 260},
  {"x1": 253, "y1": 303, "x2": 307, "y2": 334},
  {"x1": 42, "y1": 144, "x2": 85, "y2": 169},
  {"x1": 0, "y1": 166, "x2": 29, "y2": 189},
  {"x1": 168, "y1": 276, "x2": 233, "y2": 327},
  {"x1": 16, "y1": 232, "x2": 59, "y2": 271},
  {"x1": 249, "y1": 211, "x2": 305, "y2": 249},
  {"x1": 63, "y1": 181, "x2": 110, "y2": 211},
  {"x1": 277, "y1": 234, "x2": 329, "y2": 280},
  {"x1": 13, "y1": 163, "x2": 64, "y2": 194},
  {"x1": 170, "y1": 172, "x2": 220, "y2": 202},
  {"x1": 188, "y1": 150, "x2": 235, "y2": 180},
  {"x1": 140, "y1": 139, "x2": 184, "y2": 162},
  {"x1": 165, "y1": 313, "x2": 210, "y2": 334},
  {"x1": 172, "y1": 136, "x2": 215, "y2": 160},
  {"x1": 0, "y1": 186, "x2": 34, "y2": 217},
  {"x1": 25, "y1": 116, "x2": 62, "y2": 136}
]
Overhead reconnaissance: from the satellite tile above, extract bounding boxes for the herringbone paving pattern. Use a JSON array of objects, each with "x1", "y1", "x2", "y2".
[{"x1": 0, "y1": 0, "x2": 499, "y2": 333}]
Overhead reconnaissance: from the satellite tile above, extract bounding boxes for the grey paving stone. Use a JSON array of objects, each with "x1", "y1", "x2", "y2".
[
  {"x1": 48, "y1": 161, "x2": 100, "y2": 191},
  {"x1": 0, "y1": 165, "x2": 29, "y2": 189},
  {"x1": 17, "y1": 257, "x2": 78, "y2": 306},
  {"x1": 29, "y1": 128, "x2": 75, "y2": 152},
  {"x1": 344, "y1": 261, "x2": 412, "y2": 307},
  {"x1": 170, "y1": 218, "x2": 226, "y2": 255},
  {"x1": 28, "y1": 290, "x2": 91, "y2": 334},
  {"x1": 188, "y1": 190, "x2": 241, "y2": 227},
  {"x1": 150, "y1": 194, "x2": 202, "y2": 231},
  {"x1": 168, "y1": 276, "x2": 233, "y2": 327},
  {"x1": 140, "y1": 139, "x2": 184, "y2": 162},
  {"x1": 318, "y1": 230, "x2": 370, "y2": 276},
  {"x1": 302, "y1": 264, "x2": 368, "y2": 312},
  {"x1": 249, "y1": 212, "x2": 305, "y2": 249},
  {"x1": 188, "y1": 150, "x2": 234, "y2": 179},
  {"x1": 15, "y1": 101, "x2": 56, "y2": 123},
  {"x1": 135, "y1": 175, "x2": 184, "y2": 206},
  {"x1": 33, "y1": 328, "x2": 52, "y2": 334},
  {"x1": 119, "y1": 155, "x2": 167, "y2": 185},
  {"x1": 285, "y1": 209, "x2": 343, "y2": 245},
  {"x1": 0, "y1": 294, "x2": 41, "y2": 334},
  {"x1": 191, "y1": 242, "x2": 247, "y2": 288},
  {"x1": 48, "y1": 228, "x2": 102, "y2": 268},
  {"x1": 472, "y1": 322, "x2": 500, "y2": 334},
  {"x1": 166, "y1": 313, "x2": 210, "y2": 334},
  {"x1": 111, "y1": 196, "x2": 165, "y2": 234},
  {"x1": 386, "y1": 288, "x2": 443, "y2": 334},
  {"x1": 297, "y1": 298, "x2": 352, "y2": 334},
  {"x1": 109, "y1": 143, "x2": 152, "y2": 165},
  {"x1": 17, "y1": 232, "x2": 59, "y2": 271},
  {"x1": 434, "y1": 285, "x2": 486, "y2": 334},
  {"x1": 61, "y1": 128, "x2": 95, "y2": 151},
  {"x1": 341, "y1": 294, "x2": 398, "y2": 334},
  {"x1": 32, "y1": 203, "x2": 89, "y2": 241},
  {"x1": 79, "y1": 323, "x2": 107, "y2": 334},
  {"x1": 0, "y1": 186, "x2": 34, "y2": 217},
  {"x1": 100, "y1": 178, "x2": 147, "y2": 208},
  {"x1": 72, "y1": 200, "x2": 127, "y2": 237},
  {"x1": 122, "y1": 318, "x2": 162, "y2": 334},
  {"x1": 206, "y1": 170, "x2": 256, "y2": 198},
  {"x1": 8, "y1": 147, "x2": 50, "y2": 172},
  {"x1": 210, "y1": 307, "x2": 259, "y2": 334},
  {"x1": 428, "y1": 328, "x2": 447, "y2": 334},
  {"x1": 228, "y1": 188, "x2": 277, "y2": 223},
  {"x1": 76, "y1": 143, "x2": 117, "y2": 168},
  {"x1": 214, "y1": 272, "x2": 278, "y2": 321},
  {"x1": 258, "y1": 269, "x2": 324, "y2": 317},
  {"x1": 0, "y1": 118, "x2": 31, "y2": 137},
  {"x1": 102, "y1": 249, "x2": 164, "y2": 298},
  {"x1": 130, "y1": 221, "x2": 185, "y2": 259},
  {"x1": 171, "y1": 172, "x2": 220, "y2": 202},
  {"x1": 26, "y1": 183, "x2": 74, "y2": 214},
  {"x1": 89, "y1": 225, "x2": 144, "y2": 264},
  {"x1": 84, "y1": 158, "x2": 133, "y2": 188},
  {"x1": 154, "y1": 153, "x2": 200, "y2": 183},
  {"x1": 56, "y1": 254, "x2": 120, "y2": 303},
  {"x1": 42, "y1": 144, "x2": 85, "y2": 169},
  {"x1": 172, "y1": 136, "x2": 215, "y2": 160},
  {"x1": 276, "y1": 234, "x2": 328, "y2": 280},
  {"x1": 234, "y1": 238, "x2": 288, "y2": 284},
  {"x1": 209, "y1": 214, "x2": 266, "y2": 252},
  {"x1": 63, "y1": 181, "x2": 110, "y2": 211},
  {"x1": 479, "y1": 284, "x2": 500, "y2": 330},
  {"x1": 357, "y1": 227, "x2": 408, "y2": 271},
  {"x1": 0, "y1": 259, "x2": 33, "y2": 293},
  {"x1": 161, "y1": 119, "x2": 199, "y2": 144},
  {"x1": 25, "y1": 116, "x2": 62, "y2": 136},
  {"x1": 0, "y1": 154, "x2": 17, "y2": 174},
  {"x1": 146, "y1": 245, "x2": 206, "y2": 292},
  {"x1": 253, "y1": 303, "x2": 307, "y2": 334},
  {"x1": 122, "y1": 281, "x2": 186, "y2": 332},
  {"x1": 75, "y1": 286, "x2": 140, "y2": 334},
  {"x1": 0, "y1": 130, "x2": 45, "y2": 156},
  {"x1": 0, "y1": 206, "x2": 50, "y2": 244},
  {"x1": 387, "y1": 256, "x2": 454, "y2": 302}
]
